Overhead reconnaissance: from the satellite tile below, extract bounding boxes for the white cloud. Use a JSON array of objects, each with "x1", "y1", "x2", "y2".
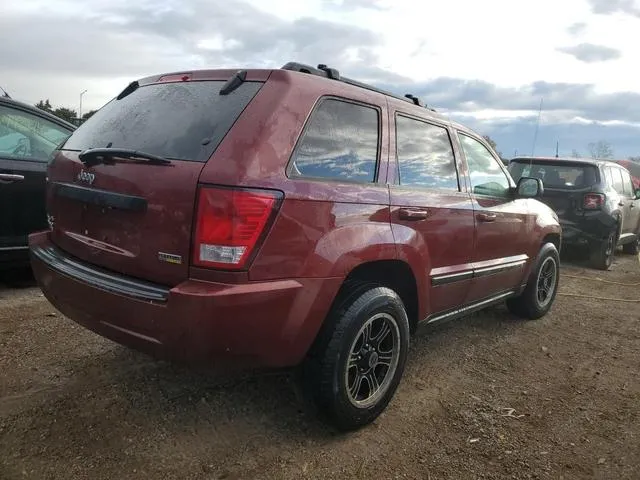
[
  {"x1": 2, "y1": 0, "x2": 639, "y2": 109},
  {"x1": 2, "y1": 0, "x2": 640, "y2": 156}
]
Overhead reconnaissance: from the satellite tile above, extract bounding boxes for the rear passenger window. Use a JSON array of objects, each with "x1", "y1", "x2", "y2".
[
  {"x1": 395, "y1": 115, "x2": 459, "y2": 191},
  {"x1": 289, "y1": 99, "x2": 379, "y2": 182}
]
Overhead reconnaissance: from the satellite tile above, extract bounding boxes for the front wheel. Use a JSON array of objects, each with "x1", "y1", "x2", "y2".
[
  {"x1": 507, "y1": 242, "x2": 560, "y2": 320},
  {"x1": 302, "y1": 284, "x2": 410, "y2": 431}
]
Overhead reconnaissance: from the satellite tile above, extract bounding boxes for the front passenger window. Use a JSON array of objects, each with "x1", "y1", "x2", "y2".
[{"x1": 458, "y1": 133, "x2": 510, "y2": 197}]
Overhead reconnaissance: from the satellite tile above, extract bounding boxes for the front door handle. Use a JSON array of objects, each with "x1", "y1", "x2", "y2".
[
  {"x1": 0, "y1": 173, "x2": 25, "y2": 183},
  {"x1": 476, "y1": 212, "x2": 497, "y2": 222},
  {"x1": 399, "y1": 207, "x2": 430, "y2": 220}
]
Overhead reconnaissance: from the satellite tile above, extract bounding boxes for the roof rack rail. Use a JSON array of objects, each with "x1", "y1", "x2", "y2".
[{"x1": 281, "y1": 62, "x2": 436, "y2": 112}]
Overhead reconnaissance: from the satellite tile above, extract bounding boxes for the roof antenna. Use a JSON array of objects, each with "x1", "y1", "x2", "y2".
[
  {"x1": 555, "y1": 140, "x2": 559, "y2": 158},
  {"x1": 530, "y1": 97, "x2": 543, "y2": 166},
  {"x1": 0, "y1": 86, "x2": 10, "y2": 98}
]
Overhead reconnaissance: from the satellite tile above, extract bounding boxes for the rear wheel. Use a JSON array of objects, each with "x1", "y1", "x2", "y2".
[
  {"x1": 590, "y1": 228, "x2": 617, "y2": 270},
  {"x1": 301, "y1": 284, "x2": 410, "y2": 431},
  {"x1": 622, "y1": 236, "x2": 640, "y2": 255},
  {"x1": 507, "y1": 242, "x2": 560, "y2": 320}
]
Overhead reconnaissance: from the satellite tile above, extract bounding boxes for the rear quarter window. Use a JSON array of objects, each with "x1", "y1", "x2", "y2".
[
  {"x1": 611, "y1": 168, "x2": 625, "y2": 194},
  {"x1": 62, "y1": 80, "x2": 264, "y2": 162},
  {"x1": 288, "y1": 98, "x2": 380, "y2": 183},
  {"x1": 603, "y1": 167, "x2": 614, "y2": 188}
]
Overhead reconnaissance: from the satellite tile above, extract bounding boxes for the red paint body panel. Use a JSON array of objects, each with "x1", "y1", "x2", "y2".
[
  {"x1": 30, "y1": 66, "x2": 562, "y2": 368},
  {"x1": 30, "y1": 230, "x2": 342, "y2": 368},
  {"x1": 465, "y1": 196, "x2": 535, "y2": 302},
  {"x1": 46, "y1": 152, "x2": 205, "y2": 286}
]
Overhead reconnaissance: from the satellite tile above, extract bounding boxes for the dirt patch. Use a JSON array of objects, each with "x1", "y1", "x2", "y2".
[{"x1": 1, "y1": 255, "x2": 639, "y2": 479}]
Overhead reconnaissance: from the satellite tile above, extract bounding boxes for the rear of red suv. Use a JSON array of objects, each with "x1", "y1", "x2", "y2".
[{"x1": 30, "y1": 68, "x2": 346, "y2": 369}]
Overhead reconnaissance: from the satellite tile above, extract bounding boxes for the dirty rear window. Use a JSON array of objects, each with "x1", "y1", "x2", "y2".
[
  {"x1": 509, "y1": 161, "x2": 598, "y2": 189},
  {"x1": 62, "y1": 80, "x2": 264, "y2": 162}
]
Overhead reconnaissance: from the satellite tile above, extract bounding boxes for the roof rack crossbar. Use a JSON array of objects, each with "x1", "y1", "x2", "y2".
[{"x1": 281, "y1": 62, "x2": 436, "y2": 112}]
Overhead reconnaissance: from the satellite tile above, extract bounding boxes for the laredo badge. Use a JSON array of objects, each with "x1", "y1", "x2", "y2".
[{"x1": 158, "y1": 252, "x2": 183, "y2": 265}]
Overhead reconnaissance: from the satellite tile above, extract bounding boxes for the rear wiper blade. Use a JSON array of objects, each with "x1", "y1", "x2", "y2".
[{"x1": 78, "y1": 148, "x2": 172, "y2": 166}]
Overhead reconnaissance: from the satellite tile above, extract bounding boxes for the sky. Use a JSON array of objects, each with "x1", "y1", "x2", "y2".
[{"x1": 3, "y1": 0, "x2": 640, "y2": 158}]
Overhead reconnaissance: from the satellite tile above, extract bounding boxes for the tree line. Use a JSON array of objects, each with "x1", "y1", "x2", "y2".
[
  {"x1": 35, "y1": 99, "x2": 97, "y2": 125},
  {"x1": 486, "y1": 135, "x2": 640, "y2": 163}
]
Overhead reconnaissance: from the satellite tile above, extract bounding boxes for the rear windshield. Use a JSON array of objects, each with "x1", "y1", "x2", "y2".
[
  {"x1": 509, "y1": 161, "x2": 598, "y2": 189},
  {"x1": 62, "y1": 80, "x2": 264, "y2": 162}
]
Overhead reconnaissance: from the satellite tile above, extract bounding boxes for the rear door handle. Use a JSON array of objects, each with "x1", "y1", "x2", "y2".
[
  {"x1": 476, "y1": 212, "x2": 497, "y2": 222},
  {"x1": 399, "y1": 207, "x2": 430, "y2": 220},
  {"x1": 0, "y1": 173, "x2": 25, "y2": 183}
]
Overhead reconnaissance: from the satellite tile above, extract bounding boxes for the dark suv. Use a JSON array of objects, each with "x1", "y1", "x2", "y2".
[
  {"x1": 509, "y1": 157, "x2": 640, "y2": 270},
  {"x1": 29, "y1": 62, "x2": 561, "y2": 430},
  {"x1": 0, "y1": 95, "x2": 75, "y2": 268}
]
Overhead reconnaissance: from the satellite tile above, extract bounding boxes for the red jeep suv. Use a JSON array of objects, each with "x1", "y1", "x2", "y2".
[{"x1": 29, "y1": 62, "x2": 561, "y2": 430}]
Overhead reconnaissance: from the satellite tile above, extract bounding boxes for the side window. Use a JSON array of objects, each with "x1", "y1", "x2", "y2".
[
  {"x1": 458, "y1": 133, "x2": 510, "y2": 197},
  {"x1": 289, "y1": 99, "x2": 379, "y2": 183},
  {"x1": 395, "y1": 115, "x2": 459, "y2": 191},
  {"x1": 0, "y1": 105, "x2": 71, "y2": 162},
  {"x1": 612, "y1": 168, "x2": 625, "y2": 195},
  {"x1": 603, "y1": 167, "x2": 614, "y2": 188},
  {"x1": 621, "y1": 170, "x2": 634, "y2": 196}
]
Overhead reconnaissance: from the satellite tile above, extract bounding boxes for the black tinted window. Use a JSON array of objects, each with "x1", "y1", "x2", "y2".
[
  {"x1": 509, "y1": 161, "x2": 597, "y2": 189},
  {"x1": 289, "y1": 99, "x2": 379, "y2": 182},
  {"x1": 62, "y1": 80, "x2": 263, "y2": 162},
  {"x1": 395, "y1": 115, "x2": 459, "y2": 190}
]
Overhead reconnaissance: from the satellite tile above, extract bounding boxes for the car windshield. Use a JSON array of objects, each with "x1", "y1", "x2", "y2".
[
  {"x1": 61, "y1": 80, "x2": 264, "y2": 162},
  {"x1": 509, "y1": 161, "x2": 598, "y2": 189}
]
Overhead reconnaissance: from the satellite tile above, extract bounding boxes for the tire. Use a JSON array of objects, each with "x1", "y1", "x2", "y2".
[
  {"x1": 301, "y1": 283, "x2": 410, "y2": 431},
  {"x1": 590, "y1": 227, "x2": 617, "y2": 270},
  {"x1": 506, "y1": 242, "x2": 560, "y2": 320},
  {"x1": 622, "y1": 236, "x2": 640, "y2": 255}
]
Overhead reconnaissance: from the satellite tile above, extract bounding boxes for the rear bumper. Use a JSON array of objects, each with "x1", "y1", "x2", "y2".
[
  {"x1": 0, "y1": 246, "x2": 30, "y2": 269},
  {"x1": 29, "y1": 231, "x2": 342, "y2": 368},
  {"x1": 558, "y1": 213, "x2": 617, "y2": 245}
]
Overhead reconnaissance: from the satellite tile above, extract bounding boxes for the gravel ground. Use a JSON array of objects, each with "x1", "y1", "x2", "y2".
[{"x1": 1, "y1": 253, "x2": 639, "y2": 480}]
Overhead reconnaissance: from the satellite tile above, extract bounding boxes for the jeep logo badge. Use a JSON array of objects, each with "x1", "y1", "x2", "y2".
[{"x1": 77, "y1": 170, "x2": 95, "y2": 185}]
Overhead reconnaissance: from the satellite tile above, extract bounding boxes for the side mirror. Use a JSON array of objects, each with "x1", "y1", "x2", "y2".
[{"x1": 516, "y1": 177, "x2": 543, "y2": 198}]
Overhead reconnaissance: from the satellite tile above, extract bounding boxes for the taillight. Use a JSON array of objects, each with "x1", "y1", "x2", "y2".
[
  {"x1": 583, "y1": 193, "x2": 605, "y2": 210},
  {"x1": 192, "y1": 186, "x2": 282, "y2": 270}
]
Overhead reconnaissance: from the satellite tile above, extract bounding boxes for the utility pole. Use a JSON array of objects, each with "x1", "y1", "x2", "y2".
[
  {"x1": 79, "y1": 89, "x2": 87, "y2": 123},
  {"x1": 531, "y1": 97, "x2": 544, "y2": 156}
]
